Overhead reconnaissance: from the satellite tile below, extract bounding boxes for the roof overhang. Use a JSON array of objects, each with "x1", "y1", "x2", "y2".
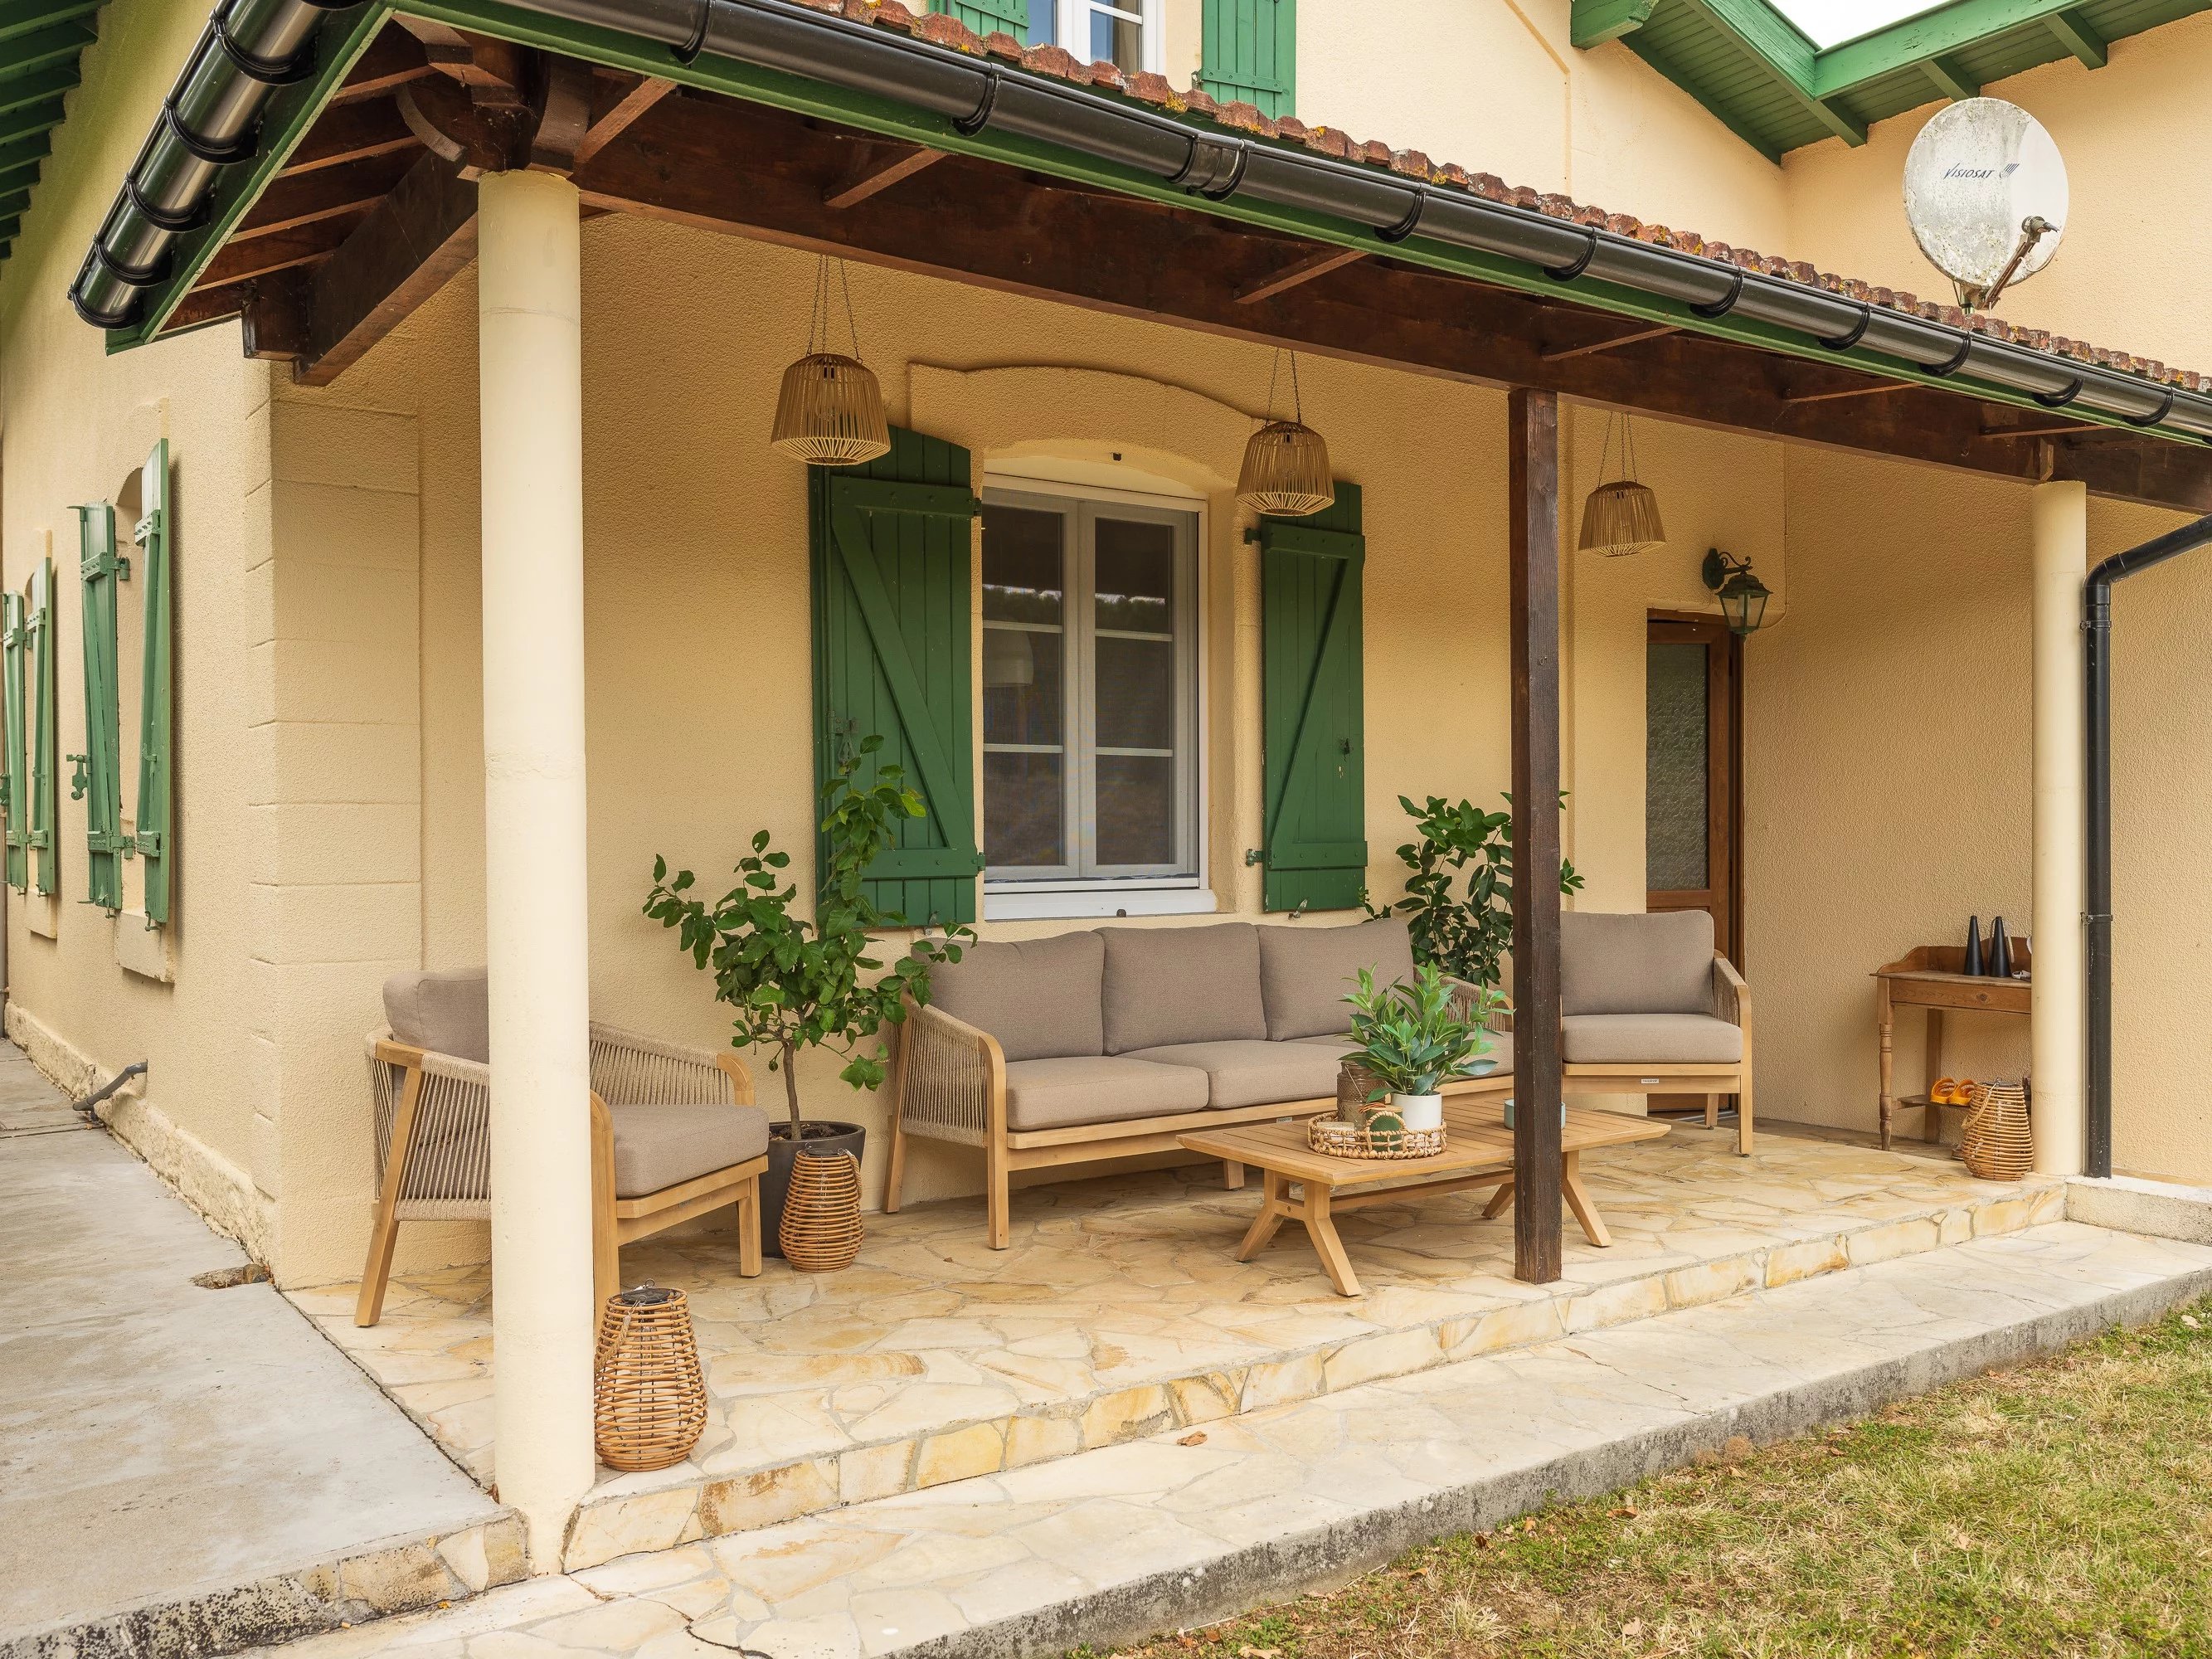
[{"x1": 64, "y1": 0, "x2": 2212, "y2": 513}]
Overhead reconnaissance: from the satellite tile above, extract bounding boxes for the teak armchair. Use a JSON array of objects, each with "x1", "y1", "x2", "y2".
[{"x1": 357, "y1": 986, "x2": 770, "y2": 1326}]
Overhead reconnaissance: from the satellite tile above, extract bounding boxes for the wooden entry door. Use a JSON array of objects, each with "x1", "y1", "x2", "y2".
[{"x1": 1646, "y1": 614, "x2": 1742, "y2": 964}]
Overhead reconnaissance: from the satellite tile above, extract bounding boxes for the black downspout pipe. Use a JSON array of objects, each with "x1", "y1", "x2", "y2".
[{"x1": 2083, "y1": 512, "x2": 2212, "y2": 1176}]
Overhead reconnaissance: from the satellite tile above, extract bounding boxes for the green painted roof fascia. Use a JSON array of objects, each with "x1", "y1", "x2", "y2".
[
  {"x1": 0, "y1": 2, "x2": 103, "y2": 275},
  {"x1": 108, "y1": 0, "x2": 2191, "y2": 455},
  {"x1": 1575, "y1": 0, "x2": 2212, "y2": 158}
]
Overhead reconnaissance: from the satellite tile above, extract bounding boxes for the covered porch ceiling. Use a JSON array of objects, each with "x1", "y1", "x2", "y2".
[{"x1": 72, "y1": 0, "x2": 2212, "y2": 515}]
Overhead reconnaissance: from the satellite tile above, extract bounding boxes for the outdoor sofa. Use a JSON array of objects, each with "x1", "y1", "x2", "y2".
[
  {"x1": 887, "y1": 910, "x2": 1754, "y2": 1248},
  {"x1": 884, "y1": 917, "x2": 1510, "y2": 1248}
]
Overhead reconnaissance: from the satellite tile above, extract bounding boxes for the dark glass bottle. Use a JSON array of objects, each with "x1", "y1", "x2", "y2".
[{"x1": 1990, "y1": 917, "x2": 2013, "y2": 980}]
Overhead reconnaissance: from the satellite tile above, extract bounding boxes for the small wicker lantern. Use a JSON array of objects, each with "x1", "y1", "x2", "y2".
[
  {"x1": 593, "y1": 1285, "x2": 707, "y2": 1472},
  {"x1": 769, "y1": 256, "x2": 892, "y2": 467},
  {"x1": 779, "y1": 1148, "x2": 863, "y2": 1272},
  {"x1": 1578, "y1": 412, "x2": 1666, "y2": 557},
  {"x1": 770, "y1": 352, "x2": 891, "y2": 466},
  {"x1": 1237, "y1": 349, "x2": 1334, "y2": 518}
]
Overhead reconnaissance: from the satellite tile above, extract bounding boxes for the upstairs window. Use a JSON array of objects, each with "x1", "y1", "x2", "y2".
[
  {"x1": 1033, "y1": 0, "x2": 1164, "y2": 75},
  {"x1": 982, "y1": 482, "x2": 1199, "y2": 890}
]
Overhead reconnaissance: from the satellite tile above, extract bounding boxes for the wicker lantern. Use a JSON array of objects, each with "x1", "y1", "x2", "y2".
[
  {"x1": 770, "y1": 258, "x2": 892, "y2": 467},
  {"x1": 778, "y1": 1148, "x2": 863, "y2": 1272},
  {"x1": 1237, "y1": 350, "x2": 1334, "y2": 519},
  {"x1": 1578, "y1": 412, "x2": 1666, "y2": 557},
  {"x1": 592, "y1": 1284, "x2": 707, "y2": 1472}
]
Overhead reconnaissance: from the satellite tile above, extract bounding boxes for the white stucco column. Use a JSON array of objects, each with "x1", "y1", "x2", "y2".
[
  {"x1": 479, "y1": 168, "x2": 594, "y2": 1564},
  {"x1": 2031, "y1": 479, "x2": 2088, "y2": 1177}
]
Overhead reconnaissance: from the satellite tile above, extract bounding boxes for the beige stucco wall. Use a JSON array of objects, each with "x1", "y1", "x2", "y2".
[{"x1": 0, "y1": 0, "x2": 279, "y2": 1256}]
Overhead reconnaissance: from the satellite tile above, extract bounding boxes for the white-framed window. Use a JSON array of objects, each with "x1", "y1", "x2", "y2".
[
  {"x1": 1033, "y1": 0, "x2": 1164, "y2": 75},
  {"x1": 981, "y1": 478, "x2": 1202, "y2": 906}
]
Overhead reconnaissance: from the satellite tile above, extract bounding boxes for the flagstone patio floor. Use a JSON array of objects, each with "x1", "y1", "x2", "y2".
[{"x1": 289, "y1": 1121, "x2": 2064, "y2": 1571}]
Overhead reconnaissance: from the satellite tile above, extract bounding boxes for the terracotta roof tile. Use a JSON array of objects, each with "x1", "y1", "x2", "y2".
[{"x1": 821, "y1": 2, "x2": 2195, "y2": 396}]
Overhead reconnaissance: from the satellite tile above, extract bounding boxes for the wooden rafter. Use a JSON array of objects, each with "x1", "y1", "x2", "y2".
[
  {"x1": 574, "y1": 74, "x2": 676, "y2": 171},
  {"x1": 1540, "y1": 322, "x2": 1679, "y2": 362},
  {"x1": 1780, "y1": 377, "x2": 1913, "y2": 405},
  {"x1": 1234, "y1": 246, "x2": 1367, "y2": 306},
  {"x1": 330, "y1": 26, "x2": 436, "y2": 105},
  {"x1": 823, "y1": 140, "x2": 946, "y2": 211}
]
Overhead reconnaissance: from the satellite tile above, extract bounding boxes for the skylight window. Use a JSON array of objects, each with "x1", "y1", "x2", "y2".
[{"x1": 1771, "y1": 0, "x2": 1948, "y2": 47}]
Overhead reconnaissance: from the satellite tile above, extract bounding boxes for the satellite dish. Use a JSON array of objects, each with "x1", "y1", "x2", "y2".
[{"x1": 1903, "y1": 98, "x2": 2069, "y2": 312}]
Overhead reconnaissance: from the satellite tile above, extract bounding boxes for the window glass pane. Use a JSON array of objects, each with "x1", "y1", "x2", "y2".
[
  {"x1": 1095, "y1": 755, "x2": 1174, "y2": 866},
  {"x1": 984, "y1": 626, "x2": 1062, "y2": 746},
  {"x1": 1646, "y1": 641, "x2": 1709, "y2": 892},
  {"x1": 985, "y1": 751, "x2": 1064, "y2": 868},
  {"x1": 1089, "y1": 5, "x2": 1142, "y2": 69},
  {"x1": 1094, "y1": 515, "x2": 1173, "y2": 633},
  {"x1": 983, "y1": 504, "x2": 1064, "y2": 625},
  {"x1": 1096, "y1": 638, "x2": 1173, "y2": 751}
]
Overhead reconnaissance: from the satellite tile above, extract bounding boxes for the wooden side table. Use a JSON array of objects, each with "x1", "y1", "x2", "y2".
[{"x1": 1874, "y1": 940, "x2": 2031, "y2": 1149}]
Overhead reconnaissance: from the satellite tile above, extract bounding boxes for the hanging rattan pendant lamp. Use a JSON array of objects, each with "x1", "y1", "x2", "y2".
[
  {"x1": 771, "y1": 257, "x2": 892, "y2": 466},
  {"x1": 1237, "y1": 350, "x2": 1334, "y2": 518},
  {"x1": 1578, "y1": 411, "x2": 1666, "y2": 557}
]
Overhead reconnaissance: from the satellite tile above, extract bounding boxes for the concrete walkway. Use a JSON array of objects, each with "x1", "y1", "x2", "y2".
[
  {"x1": 231, "y1": 1219, "x2": 2212, "y2": 1659},
  {"x1": 0, "y1": 1044, "x2": 521, "y2": 1658}
]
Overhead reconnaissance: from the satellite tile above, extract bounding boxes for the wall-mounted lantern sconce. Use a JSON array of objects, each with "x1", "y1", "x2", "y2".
[{"x1": 1702, "y1": 547, "x2": 1772, "y2": 635}]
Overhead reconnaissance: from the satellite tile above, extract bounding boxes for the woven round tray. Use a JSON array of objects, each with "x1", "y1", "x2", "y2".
[
  {"x1": 1308, "y1": 1117, "x2": 1447, "y2": 1160},
  {"x1": 1958, "y1": 1079, "x2": 2033, "y2": 1180}
]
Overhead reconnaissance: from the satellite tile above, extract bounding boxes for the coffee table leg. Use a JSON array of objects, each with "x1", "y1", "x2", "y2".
[
  {"x1": 1562, "y1": 1151, "x2": 1612, "y2": 1248},
  {"x1": 1302, "y1": 1184, "x2": 1361, "y2": 1297},
  {"x1": 1481, "y1": 1177, "x2": 1515, "y2": 1219},
  {"x1": 1234, "y1": 1169, "x2": 1288, "y2": 1262}
]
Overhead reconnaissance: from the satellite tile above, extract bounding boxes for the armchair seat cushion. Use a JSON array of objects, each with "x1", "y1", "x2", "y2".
[
  {"x1": 1120, "y1": 1039, "x2": 1352, "y2": 1110},
  {"x1": 609, "y1": 1102, "x2": 771, "y2": 1198},
  {"x1": 1003, "y1": 1057, "x2": 1211, "y2": 1132},
  {"x1": 1294, "y1": 1029, "x2": 1515, "y2": 1075},
  {"x1": 1562, "y1": 1014, "x2": 1743, "y2": 1066}
]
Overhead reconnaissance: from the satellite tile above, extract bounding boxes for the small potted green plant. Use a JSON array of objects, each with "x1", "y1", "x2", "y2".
[
  {"x1": 644, "y1": 737, "x2": 970, "y2": 1257},
  {"x1": 1343, "y1": 962, "x2": 1505, "y2": 1135}
]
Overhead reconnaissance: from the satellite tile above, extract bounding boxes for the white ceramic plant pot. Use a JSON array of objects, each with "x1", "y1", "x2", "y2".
[{"x1": 1394, "y1": 1093, "x2": 1444, "y2": 1132}]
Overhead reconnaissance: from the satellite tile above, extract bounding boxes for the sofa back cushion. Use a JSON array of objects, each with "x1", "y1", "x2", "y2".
[
  {"x1": 1559, "y1": 910, "x2": 1715, "y2": 1016},
  {"x1": 918, "y1": 931, "x2": 1106, "y2": 1061},
  {"x1": 1101, "y1": 923, "x2": 1267, "y2": 1053},
  {"x1": 384, "y1": 967, "x2": 491, "y2": 1063},
  {"x1": 1257, "y1": 917, "x2": 1417, "y2": 1040}
]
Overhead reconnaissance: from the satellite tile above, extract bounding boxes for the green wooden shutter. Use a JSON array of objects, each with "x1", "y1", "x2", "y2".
[
  {"x1": 1261, "y1": 481, "x2": 1364, "y2": 912},
  {"x1": 27, "y1": 557, "x2": 56, "y2": 898},
  {"x1": 73, "y1": 501, "x2": 124, "y2": 912},
  {"x1": 1199, "y1": 0, "x2": 1296, "y2": 116},
  {"x1": 945, "y1": 0, "x2": 1030, "y2": 42},
  {"x1": 134, "y1": 440, "x2": 173, "y2": 925},
  {"x1": 2, "y1": 591, "x2": 24, "y2": 893},
  {"x1": 810, "y1": 426, "x2": 983, "y2": 927}
]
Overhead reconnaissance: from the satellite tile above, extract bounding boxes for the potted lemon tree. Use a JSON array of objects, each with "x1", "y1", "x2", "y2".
[{"x1": 645, "y1": 737, "x2": 969, "y2": 1258}]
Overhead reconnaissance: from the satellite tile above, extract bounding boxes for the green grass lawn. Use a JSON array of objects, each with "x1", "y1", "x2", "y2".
[{"x1": 1075, "y1": 1301, "x2": 2212, "y2": 1658}]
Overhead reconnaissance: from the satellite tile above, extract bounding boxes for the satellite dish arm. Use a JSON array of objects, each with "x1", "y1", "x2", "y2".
[{"x1": 1979, "y1": 216, "x2": 2056, "y2": 311}]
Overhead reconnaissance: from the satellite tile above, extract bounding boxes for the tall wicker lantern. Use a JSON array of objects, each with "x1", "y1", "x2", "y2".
[
  {"x1": 1237, "y1": 350, "x2": 1334, "y2": 518},
  {"x1": 593, "y1": 1285, "x2": 707, "y2": 1472},
  {"x1": 1578, "y1": 412, "x2": 1666, "y2": 557},
  {"x1": 770, "y1": 257, "x2": 892, "y2": 466}
]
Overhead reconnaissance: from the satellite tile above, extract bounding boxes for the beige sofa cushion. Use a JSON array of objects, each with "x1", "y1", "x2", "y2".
[
  {"x1": 384, "y1": 967, "x2": 490, "y2": 1063},
  {"x1": 1559, "y1": 911, "x2": 1716, "y2": 1016},
  {"x1": 607, "y1": 1102, "x2": 771, "y2": 1198},
  {"x1": 1100, "y1": 923, "x2": 1267, "y2": 1054},
  {"x1": 920, "y1": 931, "x2": 1106, "y2": 1061},
  {"x1": 1257, "y1": 918, "x2": 1417, "y2": 1040},
  {"x1": 1294, "y1": 1028, "x2": 1514, "y2": 1075},
  {"x1": 1002, "y1": 1056, "x2": 1210, "y2": 1132},
  {"x1": 1120, "y1": 1039, "x2": 1349, "y2": 1110},
  {"x1": 1561, "y1": 1013, "x2": 1743, "y2": 1065}
]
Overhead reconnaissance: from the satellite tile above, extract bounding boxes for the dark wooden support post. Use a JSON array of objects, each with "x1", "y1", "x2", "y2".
[{"x1": 1509, "y1": 386, "x2": 1565, "y2": 1286}]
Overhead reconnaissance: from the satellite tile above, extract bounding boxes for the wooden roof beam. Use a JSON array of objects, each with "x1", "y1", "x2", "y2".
[
  {"x1": 1235, "y1": 245, "x2": 1366, "y2": 304},
  {"x1": 824, "y1": 139, "x2": 946, "y2": 211},
  {"x1": 2047, "y1": 7, "x2": 2109, "y2": 67},
  {"x1": 1541, "y1": 322, "x2": 1680, "y2": 361},
  {"x1": 1920, "y1": 53, "x2": 1981, "y2": 100},
  {"x1": 575, "y1": 74, "x2": 677, "y2": 171}
]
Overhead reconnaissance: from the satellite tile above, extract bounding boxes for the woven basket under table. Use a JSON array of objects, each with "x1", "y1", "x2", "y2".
[{"x1": 1957, "y1": 1079, "x2": 2033, "y2": 1181}]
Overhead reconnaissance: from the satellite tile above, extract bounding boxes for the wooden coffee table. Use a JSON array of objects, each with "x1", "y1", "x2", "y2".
[{"x1": 1179, "y1": 1098, "x2": 1671, "y2": 1296}]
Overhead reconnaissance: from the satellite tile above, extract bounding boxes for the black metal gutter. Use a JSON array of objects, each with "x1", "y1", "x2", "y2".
[
  {"x1": 2083, "y1": 512, "x2": 2212, "y2": 1177},
  {"x1": 66, "y1": 0, "x2": 2212, "y2": 447}
]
